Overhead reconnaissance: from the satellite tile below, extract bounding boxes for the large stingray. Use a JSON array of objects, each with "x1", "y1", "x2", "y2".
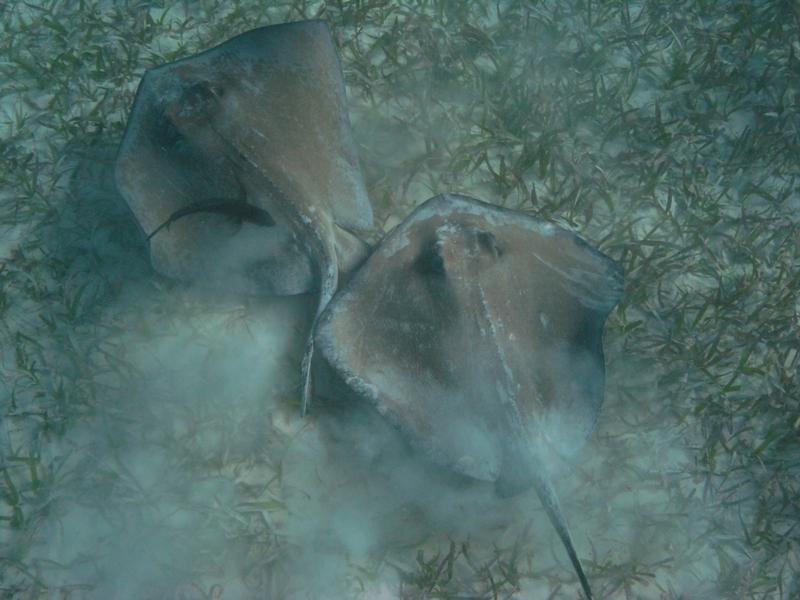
[
  {"x1": 116, "y1": 21, "x2": 373, "y2": 408},
  {"x1": 314, "y1": 194, "x2": 624, "y2": 599}
]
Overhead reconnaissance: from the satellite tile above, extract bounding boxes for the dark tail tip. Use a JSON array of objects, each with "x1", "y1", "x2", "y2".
[
  {"x1": 531, "y1": 469, "x2": 594, "y2": 600},
  {"x1": 299, "y1": 337, "x2": 314, "y2": 417}
]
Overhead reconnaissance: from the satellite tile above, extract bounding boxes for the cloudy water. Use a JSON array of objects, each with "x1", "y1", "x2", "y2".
[{"x1": 1, "y1": 1, "x2": 798, "y2": 598}]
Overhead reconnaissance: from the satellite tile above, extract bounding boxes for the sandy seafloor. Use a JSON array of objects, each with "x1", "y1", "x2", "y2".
[{"x1": 1, "y1": 1, "x2": 799, "y2": 599}]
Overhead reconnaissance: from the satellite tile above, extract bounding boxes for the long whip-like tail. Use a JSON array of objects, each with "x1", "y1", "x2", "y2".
[
  {"x1": 529, "y1": 462, "x2": 594, "y2": 600},
  {"x1": 300, "y1": 253, "x2": 337, "y2": 416},
  {"x1": 200, "y1": 115, "x2": 338, "y2": 417}
]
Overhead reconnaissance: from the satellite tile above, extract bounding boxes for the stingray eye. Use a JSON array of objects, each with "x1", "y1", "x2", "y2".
[
  {"x1": 415, "y1": 241, "x2": 446, "y2": 276},
  {"x1": 170, "y1": 81, "x2": 222, "y2": 126},
  {"x1": 475, "y1": 230, "x2": 501, "y2": 258},
  {"x1": 186, "y1": 81, "x2": 224, "y2": 102},
  {"x1": 156, "y1": 113, "x2": 183, "y2": 148}
]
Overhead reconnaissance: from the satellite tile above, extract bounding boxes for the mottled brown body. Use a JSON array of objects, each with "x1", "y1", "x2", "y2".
[
  {"x1": 315, "y1": 194, "x2": 623, "y2": 600},
  {"x1": 116, "y1": 20, "x2": 372, "y2": 301}
]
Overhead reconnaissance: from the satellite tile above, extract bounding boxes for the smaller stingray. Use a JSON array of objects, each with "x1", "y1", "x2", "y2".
[
  {"x1": 315, "y1": 194, "x2": 624, "y2": 599},
  {"x1": 116, "y1": 21, "x2": 373, "y2": 346}
]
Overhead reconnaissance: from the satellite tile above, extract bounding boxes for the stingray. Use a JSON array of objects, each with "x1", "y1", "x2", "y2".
[
  {"x1": 314, "y1": 193, "x2": 624, "y2": 599},
  {"x1": 116, "y1": 21, "x2": 373, "y2": 403}
]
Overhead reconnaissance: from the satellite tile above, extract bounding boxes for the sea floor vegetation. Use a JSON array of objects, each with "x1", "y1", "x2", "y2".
[{"x1": 1, "y1": 1, "x2": 798, "y2": 598}]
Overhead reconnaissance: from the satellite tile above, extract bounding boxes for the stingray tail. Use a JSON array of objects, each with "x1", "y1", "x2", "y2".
[
  {"x1": 202, "y1": 123, "x2": 338, "y2": 417},
  {"x1": 299, "y1": 337, "x2": 315, "y2": 417},
  {"x1": 300, "y1": 251, "x2": 338, "y2": 416},
  {"x1": 530, "y1": 464, "x2": 594, "y2": 600}
]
